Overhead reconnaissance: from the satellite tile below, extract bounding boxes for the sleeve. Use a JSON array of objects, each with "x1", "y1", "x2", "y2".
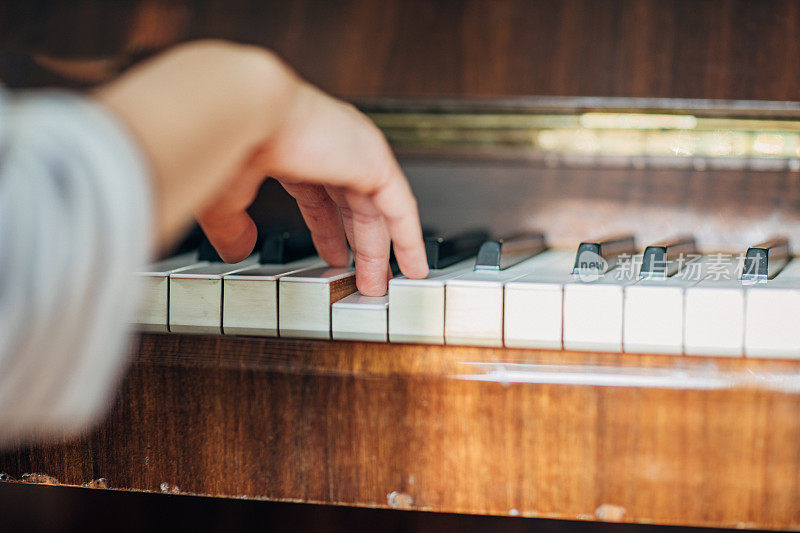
[{"x1": 0, "y1": 89, "x2": 153, "y2": 447}]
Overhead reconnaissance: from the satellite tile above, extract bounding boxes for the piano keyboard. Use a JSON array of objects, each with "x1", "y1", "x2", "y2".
[{"x1": 135, "y1": 232, "x2": 800, "y2": 359}]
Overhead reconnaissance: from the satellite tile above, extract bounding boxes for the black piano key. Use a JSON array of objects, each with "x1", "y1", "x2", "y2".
[
  {"x1": 740, "y1": 237, "x2": 790, "y2": 282},
  {"x1": 572, "y1": 234, "x2": 636, "y2": 275},
  {"x1": 640, "y1": 235, "x2": 697, "y2": 279},
  {"x1": 259, "y1": 229, "x2": 317, "y2": 264},
  {"x1": 425, "y1": 229, "x2": 490, "y2": 270},
  {"x1": 474, "y1": 231, "x2": 547, "y2": 271}
]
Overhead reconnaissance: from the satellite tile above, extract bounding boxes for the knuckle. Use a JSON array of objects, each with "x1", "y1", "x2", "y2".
[
  {"x1": 339, "y1": 100, "x2": 361, "y2": 115},
  {"x1": 313, "y1": 232, "x2": 343, "y2": 245},
  {"x1": 391, "y1": 240, "x2": 419, "y2": 255},
  {"x1": 174, "y1": 38, "x2": 234, "y2": 54},
  {"x1": 297, "y1": 196, "x2": 330, "y2": 211},
  {"x1": 351, "y1": 210, "x2": 382, "y2": 225},
  {"x1": 354, "y1": 248, "x2": 389, "y2": 266}
]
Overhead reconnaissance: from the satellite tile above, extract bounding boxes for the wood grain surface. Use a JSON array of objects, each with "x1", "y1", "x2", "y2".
[
  {"x1": 2, "y1": 333, "x2": 800, "y2": 530},
  {"x1": 3, "y1": 0, "x2": 800, "y2": 102},
  {"x1": 329, "y1": 274, "x2": 357, "y2": 304},
  {"x1": 192, "y1": 0, "x2": 800, "y2": 101}
]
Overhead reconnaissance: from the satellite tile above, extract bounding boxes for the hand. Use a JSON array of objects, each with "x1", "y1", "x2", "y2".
[{"x1": 96, "y1": 40, "x2": 428, "y2": 295}]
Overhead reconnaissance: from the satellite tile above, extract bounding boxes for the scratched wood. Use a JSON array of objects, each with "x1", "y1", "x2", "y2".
[{"x1": 1, "y1": 333, "x2": 800, "y2": 530}]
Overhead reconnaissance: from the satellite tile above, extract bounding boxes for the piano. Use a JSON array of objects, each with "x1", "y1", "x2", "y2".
[{"x1": 3, "y1": 2, "x2": 800, "y2": 530}]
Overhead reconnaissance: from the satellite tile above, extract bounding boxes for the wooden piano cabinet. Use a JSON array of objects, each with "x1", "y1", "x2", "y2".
[
  {"x1": 5, "y1": 0, "x2": 800, "y2": 103},
  {"x1": 2, "y1": 333, "x2": 800, "y2": 530}
]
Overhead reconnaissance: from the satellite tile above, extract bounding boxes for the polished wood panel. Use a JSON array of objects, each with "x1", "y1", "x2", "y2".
[
  {"x1": 3, "y1": 0, "x2": 800, "y2": 101},
  {"x1": 195, "y1": 0, "x2": 800, "y2": 101},
  {"x1": 2, "y1": 333, "x2": 800, "y2": 530},
  {"x1": 402, "y1": 159, "x2": 800, "y2": 252}
]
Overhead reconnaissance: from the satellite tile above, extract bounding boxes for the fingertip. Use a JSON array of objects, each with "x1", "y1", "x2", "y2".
[
  {"x1": 357, "y1": 282, "x2": 386, "y2": 297},
  {"x1": 217, "y1": 220, "x2": 257, "y2": 263},
  {"x1": 317, "y1": 245, "x2": 351, "y2": 268},
  {"x1": 396, "y1": 248, "x2": 429, "y2": 279},
  {"x1": 355, "y1": 270, "x2": 387, "y2": 297},
  {"x1": 198, "y1": 211, "x2": 257, "y2": 263},
  {"x1": 327, "y1": 257, "x2": 352, "y2": 268},
  {"x1": 402, "y1": 263, "x2": 429, "y2": 280}
]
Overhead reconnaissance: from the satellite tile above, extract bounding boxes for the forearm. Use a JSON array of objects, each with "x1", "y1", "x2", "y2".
[{"x1": 0, "y1": 89, "x2": 151, "y2": 445}]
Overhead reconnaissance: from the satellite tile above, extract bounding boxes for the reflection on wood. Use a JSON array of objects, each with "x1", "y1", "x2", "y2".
[
  {"x1": 219, "y1": 0, "x2": 800, "y2": 101},
  {"x1": 3, "y1": 0, "x2": 800, "y2": 102},
  {"x1": 403, "y1": 158, "x2": 800, "y2": 251},
  {"x1": 1, "y1": 333, "x2": 799, "y2": 530}
]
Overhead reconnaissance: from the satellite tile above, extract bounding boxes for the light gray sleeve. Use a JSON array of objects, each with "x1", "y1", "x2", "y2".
[{"x1": 0, "y1": 89, "x2": 153, "y2": 447}]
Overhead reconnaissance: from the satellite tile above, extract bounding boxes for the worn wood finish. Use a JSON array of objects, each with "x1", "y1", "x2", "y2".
[{"x1": 2, "y1": 333, "x2": 800, "y2": 530}]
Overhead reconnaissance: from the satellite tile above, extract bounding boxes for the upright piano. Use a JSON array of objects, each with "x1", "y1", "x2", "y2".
[{"x1": 2, "y1": 1, "x2": 800, "y2": 530}]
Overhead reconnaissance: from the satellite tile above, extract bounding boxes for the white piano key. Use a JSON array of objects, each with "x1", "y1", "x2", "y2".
[
  {"x1": 445, "y1": 250, "x2": 571, "y2": 347},
  {"x1": 221, "y1": 257, "x2": 324, "y2": 336},
  {"x1": 562, "y1": 257, "x2": 642, "y2": 352},
  {"x1": 278, "y1": 266, "x2": 356, "y2": 339},
  {"x1": 332, "y1": 292, "x2": 389, "y2": 342},
  {"x1": 684, "y1": 259, "x2": 744, "y2": 356},
  {"x1": 623, "y1": 256, "x2": 711, "y2": 354},
  {"x1": 502, "y1": 250, "x2": 578, "y2": 349},
  {"x1": 388, "y1": 258, "x2": 476, "y2": 344},
  {"x1": 504, "y1": 275, "x2": 568, "y2": 350},
  {"x1": 135, "y1": 253, "x2": 206, "y2": 332},
  {"x1": 168, "y1": 257, "x2": 259, "y2": 334},
  {"x1": 745, "y1": 258, "x2": 800, "y2": 358}
]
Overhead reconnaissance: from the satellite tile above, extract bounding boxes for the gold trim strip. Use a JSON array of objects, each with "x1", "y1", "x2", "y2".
[{"x1": 364, "y1": 103, "x2": 800, "y2": 162}]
